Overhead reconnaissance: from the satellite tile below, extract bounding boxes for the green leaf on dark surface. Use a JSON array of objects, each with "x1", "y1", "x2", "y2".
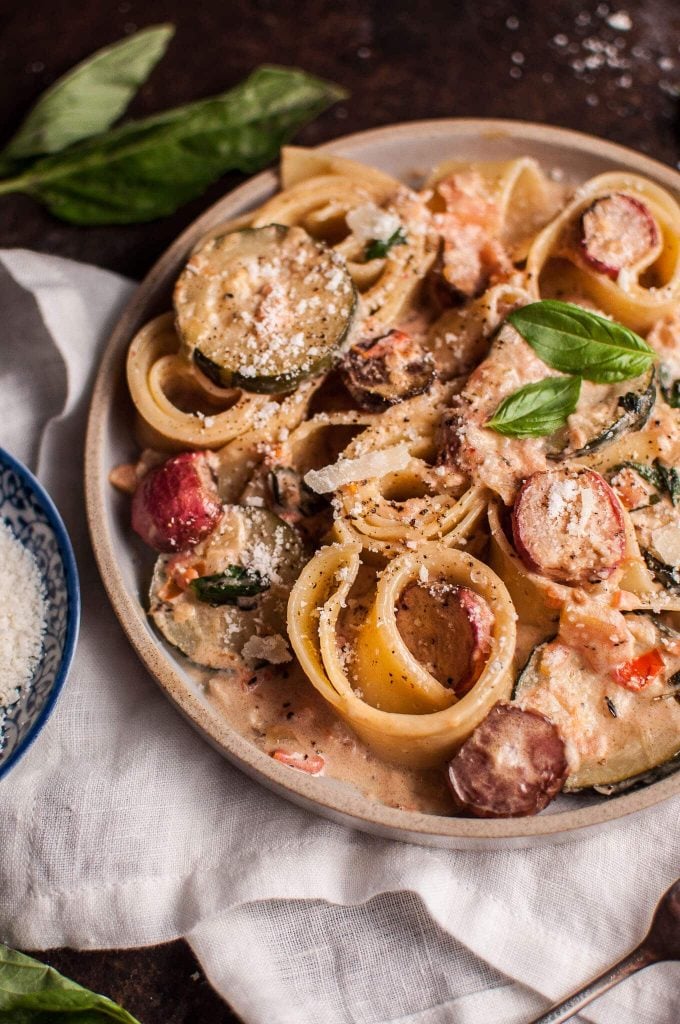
[
  {"x1": 486, "y1": 375, "x2": 582, "y2": 437},
  {"x1": 507, "y1": 300, "x2": 655, "y2": 383},
  {"x1": 0, "y1": 25, "x2": 174, "y2": 166},
  {"x1": 364, "y1": 227, "x2": 407, "y2": 260},
  {"x1": 0, "y1": 945, "x2": 142, "y2": 1023},
  {"x1": 0, "y1": 66, "x2": 346, "y2": 224}
]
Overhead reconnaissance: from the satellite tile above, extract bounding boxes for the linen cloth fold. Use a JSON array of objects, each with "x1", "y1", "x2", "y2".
[{"x1": 0, "y1": 248, "x2": 678, "y2": 1024}]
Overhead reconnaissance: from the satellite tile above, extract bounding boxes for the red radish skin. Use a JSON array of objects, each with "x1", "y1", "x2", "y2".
[
  {"x1": 447, "y1": 703, "x2": 568, "y2": 818},
  {"x1": 579, "y1": 193, "x2": 660, "y2": 280},
  {"x1": 131, "y1": 451, "x2": 221, "y2": 553},
  {"x1": 511, "y1": 468, "x2": 626, "y2": 585}
]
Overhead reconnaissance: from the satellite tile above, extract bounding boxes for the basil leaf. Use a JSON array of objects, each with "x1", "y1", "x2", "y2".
[
  {"x1": 365, "y1": 227, "x2": 407, "y2": 260},
  {"x1": 0, "y1": 66, "x2": 346, "y2": 225},
  {"x1": 0, "y1": 25, "x2": 174, "y2": 166},
  {"x1": 486, "y1": 375, "x2": 581, "y2": 437},
  {"x1": 190, "y1": 565, "x2": 270, "y2": 605},
  {"x1": 0, "y1": 945, "x2": 141, "y2": 1022},
  {"x1": 507, "y1": 300, "x2": 655, "y2": 383},
  {"x1": 659, "y1": 363, "x2": 680, "y2": 408}
]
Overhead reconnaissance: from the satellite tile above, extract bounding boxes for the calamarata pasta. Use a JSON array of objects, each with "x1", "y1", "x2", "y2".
[{"x1": 113, "y1": 146, "x2": 680, "y2": 818}]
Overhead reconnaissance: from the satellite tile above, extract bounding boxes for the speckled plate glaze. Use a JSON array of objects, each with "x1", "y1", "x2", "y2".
[
  {"x1": 85, "y1": 120, "x2": 680, "y2": 848},
  {"x1": 0, "y1": 448, "x2": 79, "y2": 778}
]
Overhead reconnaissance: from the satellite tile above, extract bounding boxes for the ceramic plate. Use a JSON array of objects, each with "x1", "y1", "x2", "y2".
[{"x1": 85, "y1": 119, "x2": 680, "y2": 848}]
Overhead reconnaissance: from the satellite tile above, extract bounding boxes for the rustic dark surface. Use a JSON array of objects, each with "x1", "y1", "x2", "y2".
[{"x1": 2, "y1": 0, "x2": 679, "y2": 1019}]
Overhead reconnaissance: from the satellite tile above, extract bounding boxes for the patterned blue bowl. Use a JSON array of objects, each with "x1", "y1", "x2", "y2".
[{"x1": 0, "y1": 448, "x2": 79, "y2": 779}]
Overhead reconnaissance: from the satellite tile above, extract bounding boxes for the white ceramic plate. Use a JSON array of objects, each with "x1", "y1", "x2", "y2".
[{"x1": 85, "y1": 119, "x2": 680, "y2": 849}]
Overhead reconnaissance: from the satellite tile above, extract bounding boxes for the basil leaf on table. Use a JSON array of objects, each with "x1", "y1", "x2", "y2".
[
  {"x1": 0, "y1": 24, "x2": 174, "y2": 168},
  {"x1": 507, "y1": 300, "x2": 655, "y2": 383},
  {"x1": 486, "y1": 375, "x2": 582, "y2": 437},
  {"x1": 0, "y1": 66, "x2": 346, "y2": 224},
  {"x1": 0, "y1": 945, "x2": 141, "y2": 1023}
]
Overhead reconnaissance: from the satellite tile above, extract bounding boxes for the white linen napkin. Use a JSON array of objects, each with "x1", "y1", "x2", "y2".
[{"x1": 0, "y1": 248, "x2": 678, "y2": 1024}]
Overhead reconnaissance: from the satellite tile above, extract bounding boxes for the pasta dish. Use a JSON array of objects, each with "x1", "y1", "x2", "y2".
[{"x1": 111, "y1": 146, "x2": 680, "y2": 818}]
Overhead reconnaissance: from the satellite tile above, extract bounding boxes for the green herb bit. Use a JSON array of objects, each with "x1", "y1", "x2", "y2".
[
  {"x1": 659, "y1": 363, "x2": 680, "y2": 409},
  {"x1": 613, "y1": 459, "x2": 680, "y2": 507},
  {"x1": 486, "y1": 375, "x2": 581, "y2": 438},
  {"x1": 507, "y1": 300, "x2": 655, "y2": 383},
  {"x1": 643, "y1": 550, "x2": 680, "y2": 594},
  {"x1": 364, "y1": 226, "x2": 407, "y2": 261},
  {"x1": 190, "y1": 565, "x2": 270, "y2": 605}
]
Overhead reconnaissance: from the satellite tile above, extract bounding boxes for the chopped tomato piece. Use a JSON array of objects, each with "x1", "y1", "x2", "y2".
[
  {"x1": 611, "y1": 648, "x2": 664, "y2": 691},
  {"x1": 271, "y1": 750, "x2": 325, "y2": 775}
]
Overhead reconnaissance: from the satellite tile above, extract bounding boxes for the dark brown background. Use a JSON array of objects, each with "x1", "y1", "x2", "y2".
[{"x1": 1, "y1": 0, "x2": 679, "y2": 1020}]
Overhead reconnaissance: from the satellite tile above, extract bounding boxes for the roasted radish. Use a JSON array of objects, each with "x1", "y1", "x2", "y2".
[
  {"x1": 131, "y1": 451, "x2": 221, "y2": 553},
  {"x1": 511, "y1": 467, "x2": 626, "y2": 585},
  {"x1": 395, "y1": 581, "x2": 494, "y2": 697},
  {"x1": 447, "y1": 703, "x2": 568, "y2": 817},
  {"x1": 579, "y1": 193, "x2": 660, "y2": 280}
]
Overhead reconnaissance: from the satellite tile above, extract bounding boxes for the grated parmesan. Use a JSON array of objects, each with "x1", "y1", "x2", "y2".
[
  {"x1": 346, "y1": 203, "x2": 401, "y2": 244},
  {"x1": 0, "y1": 521, "x2": 46, "y2": 709},
  {"x1": 304, "y1": 443, "x2": 411, "y2": 494}
]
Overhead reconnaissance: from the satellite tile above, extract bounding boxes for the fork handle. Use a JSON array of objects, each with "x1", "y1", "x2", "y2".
[{"x1": 526, "y1": 944, "x2": 657, "y2": 1024}]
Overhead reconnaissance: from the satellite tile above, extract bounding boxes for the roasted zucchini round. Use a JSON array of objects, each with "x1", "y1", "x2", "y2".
[{"x1": 174, "y1": 225, "x2": 357, "y2": 394}]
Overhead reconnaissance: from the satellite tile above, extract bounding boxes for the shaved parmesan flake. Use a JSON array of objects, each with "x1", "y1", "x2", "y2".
[
  {"x1": 652, "y1": 524, "x2": 680, "y2": 566},
  {"x1": 241, "y1": 634, "x2": 292, "y2": 665},
  {"x1": 346, "y1": 203, "x2": 401, "y2": 243},
  {"x1": 304, "y1": 443, "x2": 411, "y2": 493}
]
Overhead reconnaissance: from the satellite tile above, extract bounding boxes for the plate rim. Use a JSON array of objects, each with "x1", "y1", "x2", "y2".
[
  {"x1": 84, "y1": 117, "x2": 680, "y2": 846},
  {"x1": 0, "y1": 446, "x2": 81, "y2": 780}
]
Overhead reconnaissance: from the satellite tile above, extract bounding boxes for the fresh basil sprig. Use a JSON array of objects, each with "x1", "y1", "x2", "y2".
[
  {"x1": 507, "y1": 300, "x2": 655, "y2": 383},
  {"x1": 0, "y1": 25, "x2": 174, "y2": 170},
  {"x1": 0, "y1": 29, "x2": 346, "y2": 225},
  {"x1": 0, "y1": 945, "x2": 141, "y2": 1022},
  {"x1": 365, "y1": 227, "x2": 407, "y2": 261},
  {"x1": 485, "y1": 375, "x2": 581, "y2": 438}
]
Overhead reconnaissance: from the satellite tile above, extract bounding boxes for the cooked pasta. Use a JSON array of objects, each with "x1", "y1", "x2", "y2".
[{"x1": 115, "y1": 147, "x2": 680, "y2": 818}]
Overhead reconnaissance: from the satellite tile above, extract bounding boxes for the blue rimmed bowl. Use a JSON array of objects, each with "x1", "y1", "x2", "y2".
[{"x1": 0, "y1": 448, "x2": 80, "y2": 779}]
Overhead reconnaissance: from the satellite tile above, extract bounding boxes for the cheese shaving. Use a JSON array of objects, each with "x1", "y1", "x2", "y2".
[{"x1": 304, "y1": 443, "x2": 411, "y2": 494}]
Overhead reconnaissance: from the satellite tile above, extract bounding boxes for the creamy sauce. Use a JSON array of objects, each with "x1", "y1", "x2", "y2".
[{"x1": 207, "y1": 660, "x2": 455, "y2": 814}]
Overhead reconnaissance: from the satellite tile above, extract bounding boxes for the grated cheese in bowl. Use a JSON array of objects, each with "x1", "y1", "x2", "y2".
[{"x1": 0, "y1": 520, "x2": 46, "y2": 712}]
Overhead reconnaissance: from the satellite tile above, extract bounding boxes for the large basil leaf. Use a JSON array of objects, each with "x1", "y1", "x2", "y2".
[
  {"x1": 0, "y1": 25, "x2": 174, "y2": 165},
  {"x1": 0, "y1": 945, "x2": 141, "y2": 1022},
  {"x1": 508, "y1": 300, "x2": 655, "y2": 383},
  {"x1": 0, "y1": 66, "x2": 346, "y2": 224},
  {"x1": 486, "y1": 375, "x2": 582, "y2": 437}
]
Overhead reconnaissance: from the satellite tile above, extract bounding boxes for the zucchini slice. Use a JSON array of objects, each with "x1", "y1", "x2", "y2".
[
  {"x1": 513, "y1": 615, "x2": 680, "y2": 790},
  {"x1": 174, "y1": 225, "x2": 357, "y2": 394},
  {"x1": 548, "y1": 367, "x2": 656, "y2": 460},
  {"x1": 149, "y1": 505, "x2": 306, "y2": 669}
]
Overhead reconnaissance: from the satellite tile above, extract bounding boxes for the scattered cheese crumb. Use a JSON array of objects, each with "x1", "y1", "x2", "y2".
[{"x1": 241, "y1": 634, "x2": 292, "y2": 665}]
